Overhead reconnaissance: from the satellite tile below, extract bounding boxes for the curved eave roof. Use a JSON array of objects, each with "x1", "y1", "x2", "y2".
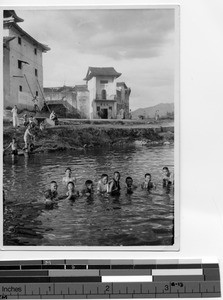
[
  {"x1": 84, "y1": 67, "x2": 121, "y2": 81},
  {"x1": 6, "y1": 23, "x2": 50, "y2": 52},
  {"x1": 4, "y1": 10, "x2": 24, "y2": 23}
]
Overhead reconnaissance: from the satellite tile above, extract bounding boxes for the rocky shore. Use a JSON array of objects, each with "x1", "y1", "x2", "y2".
[{"x1": 3, "y1": 122, "x2": 174, "y2": 154}]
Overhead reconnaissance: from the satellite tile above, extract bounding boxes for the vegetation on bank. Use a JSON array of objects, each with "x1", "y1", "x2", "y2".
[{"x1": 3, "y1": 124, "x2": 174, "y2": 154}]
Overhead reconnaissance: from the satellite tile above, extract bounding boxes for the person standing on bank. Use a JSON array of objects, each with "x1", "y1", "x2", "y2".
[
  {"x1": 11, "y1": 105, "x2": 19, "y2": 128},
  {"x1": 24, "y1": 124, "x2": 35, "y2": 152}
]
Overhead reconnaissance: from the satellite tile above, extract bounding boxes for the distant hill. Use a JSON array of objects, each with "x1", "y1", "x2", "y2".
[{"x1": 132, "y1": 103, "x2": 174, "y2": 119}]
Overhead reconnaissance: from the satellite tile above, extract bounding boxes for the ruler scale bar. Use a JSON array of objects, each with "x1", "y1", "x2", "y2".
[{"x1": 0, "y1": 260, "x2": 220, "y2": 299}]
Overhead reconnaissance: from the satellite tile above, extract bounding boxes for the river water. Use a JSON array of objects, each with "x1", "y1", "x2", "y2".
[{"x1": 3, "y1": 144, "x2": 174, "y2": 247}]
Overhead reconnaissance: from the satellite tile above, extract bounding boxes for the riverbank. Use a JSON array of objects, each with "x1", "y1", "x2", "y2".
[{"x1": 3, "y1": 122, "x2": 174, "y2": 154}]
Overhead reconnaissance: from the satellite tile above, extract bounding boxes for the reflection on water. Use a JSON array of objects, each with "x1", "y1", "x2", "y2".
[{"x1": 3, "y1": 145, "x2": 174, "y2": 246}]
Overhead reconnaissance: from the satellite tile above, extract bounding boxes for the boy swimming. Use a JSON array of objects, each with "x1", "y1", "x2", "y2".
[
  {"x1": 162, "y1": 167, "x2": 172, "y2": 187},
  {"x1": 62, "y1": 167, "x2": 77, "y2": 184},
  {"x1": 97, "y1": 174, "x2": 109, "y2": 194},
  {"x1": 125, "y1": 177, "x2": 137, "y2": 194},
  {"x1": 81, "y1": 180, "x2": 94, "y2": 197},
  {"x1": 65, "y1": 181, "x2": 79, "y2": 200},
  {"x1": 141, "y1": 173, "x2": 156, "y2": 190},
  {"x1": 44, "y1": 181, "x2": 58, "y2": 207},
  {"x1": 109, "y1": 171, "x2": 121, "y2": 196}
]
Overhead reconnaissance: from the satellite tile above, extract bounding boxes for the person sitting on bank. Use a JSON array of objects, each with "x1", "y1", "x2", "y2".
[
  {"x1": 109, "y1": 171, "x2": 121, "y2": 196},
  {"x1": 65, "y1": 181, "x2": 79, "y2": 201},
  {"x1": 50, "y1": 110, "x2": 58, "y2": 124},
  {"x1": 125, "y1": 176, "x2": 137, "y2": 194},
  {"x1": 62, "y1": 167, "x2": 77, "y2": 185},
  {"x1": 23, "y1": 114, "x2": 29, "y2": 127},
  {"x1": 39, "y1": 121, "x2": 45, "y2": 131},
  {"x1": 44, "y1": 181, "x2": 59, "y2": 207},
  {"x1": 141, "y1": 173, "x2": 156, "y2": 190},
  {"x1": 81, "y1": 180, "x2": 94, "y2": 197},
  {"x1": 97, "y1": 174, "x2": 109, "y2": 194},
  {"x1": 4, "y1": 137, "x2": 21, "y2": 156}
]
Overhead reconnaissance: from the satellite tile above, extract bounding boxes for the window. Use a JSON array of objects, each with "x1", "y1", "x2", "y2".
[
  {"x1": 35, "y1": 68, "x2": 38, "y2": 77},
  {"x1": 18, "y1": 60, "x2": 22, "y2": 69},
  {"x1": 101, "y1": 89, "x2": 107, "y2": 100},
  {"x1": 18, "y1": 37, "x2": 21, "y2": 45},
  {"x1": 34, "y1": 48, "x2": 37, "y2": 55},
  {"x1": 36, "y1": 91, "x2": 38, "y2": 96},
  {"x1": 100, "y1": 80, "x2": 108, "y2": 84},
  {"x1": 19, "y1": 85, "x2": 22, "y2": 92}
]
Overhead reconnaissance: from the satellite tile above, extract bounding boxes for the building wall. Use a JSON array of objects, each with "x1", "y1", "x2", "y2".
[
  {"x1": 4, "y1": 25, "x2": 45, "y2": 110},
  {"x1": 76, "y1": 91, "x2": 90, "y2": 119},
  {"x1": 92, "y1": 101, "x2": 117, "y2": 119},
  {"x1": 87, "y1": 77, "x2": 96, "y2": 118},
  {"x1": 44, "y1": 88, "x2": 90, "y2": 118},
  {"x1": 3, "y1": 46, "x2": 11, "y2": 108},
  {"x1": 95, "y1": 76, "x2": 116, "y2": 100},
  {"x1": 87, "y1": 76, "x2": 118, "y2": 119},
  {"x1": 44, "y1": 90, "x2": 77, "y2": 109},
  {"x1": 116, "y1": 85, "x2": 131, "y2": 119},
  {"x1": 44, "y1": 90, "x2": 62, "y2": 101}
]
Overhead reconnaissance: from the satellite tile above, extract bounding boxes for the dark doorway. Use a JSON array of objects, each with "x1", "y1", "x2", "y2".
[{"x1": 101, "y1": 108, "x2": 108, "y2": 119}]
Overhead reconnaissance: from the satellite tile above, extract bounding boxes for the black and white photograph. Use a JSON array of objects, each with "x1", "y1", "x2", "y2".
[{"x1": 2, "y1": 6, "x2": 179, "y2": 249}]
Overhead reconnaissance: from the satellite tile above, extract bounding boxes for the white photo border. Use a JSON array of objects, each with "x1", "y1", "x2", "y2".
[{"x1": 1, "y1": 4, "x2": 180, "y2": 252}]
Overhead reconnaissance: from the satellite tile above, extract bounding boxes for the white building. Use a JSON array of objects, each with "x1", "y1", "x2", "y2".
[
  {"x1": 43, "y1": 68, "x2": 130, "y2": 120},
  {"x1": 3, "y1": 10, "x2": 50, "y2": 110},
  {"x1": 84, "y1": 67, "x2": 122, "y2": 119}
]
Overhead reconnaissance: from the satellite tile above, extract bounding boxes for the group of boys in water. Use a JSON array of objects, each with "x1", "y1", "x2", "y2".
[{"x1": 44, "y1": 167, "x2": 173, "y2": 208}]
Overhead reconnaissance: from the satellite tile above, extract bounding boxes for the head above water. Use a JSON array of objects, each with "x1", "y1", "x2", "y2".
[
  {"x1": 50, "y1": 181, "x2": 58, "y2": 191},
  {"x1": 145, "y1": 173, "x2": 151, "y2": 181},
  {"x1": 125, "y1": 176, "x2": 133, "y2": 187},
  {"x1": 65, "y1": 167, "x2": 72, "y2": 176},
  {"x1": 101, "y1": 174, "x2": 108, "y2": 184},
  {"x1": 67, "y1": 181, "x2": 75, "y2": 190},
  {"x1": 163, "y1": 167, "x2": 170, "y2": 175},
  {"x1": 114, "y1": 171, "x2": 120, "y2": 181},
  {"x1": 85, "y1": 180, "x2": 93, "y2": 188}
]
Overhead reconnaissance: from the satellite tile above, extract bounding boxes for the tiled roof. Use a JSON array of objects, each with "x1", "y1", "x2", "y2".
[
  {"x1": 117, "y1": 82, "x2": 128, "y2": 89},
  {"x1": 44, "y1": 87, "x2": 60, "y2": 93},
  {"x1": 4, "y1": 10, "x2": 24, "y2": 23},
  {"x1": 74, "y1": 85, "x2": 88, "y2": 92},
  {"x1": 44, "y1": 85, "x2": 88, "y2": 93},
  {"x1": 44, "y1": 86, "x2": 74, "y2": 93},
  {"x1": 57, "y1": 86, "x2": 74, "y2": 92},
  {"x1": 45, "y1": 100, "x2": 65, "y2": 105},
  {"x1": 84, "y1": 67, "x2": 121, "y2": 81},
  {"x1": 4, "y1": 23, "x2": 50, "y2": 52}
]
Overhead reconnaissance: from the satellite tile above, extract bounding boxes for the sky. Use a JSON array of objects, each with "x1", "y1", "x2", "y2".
[{"x1": 16, "y1": 8, "x2": 177, "y2": 111}]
